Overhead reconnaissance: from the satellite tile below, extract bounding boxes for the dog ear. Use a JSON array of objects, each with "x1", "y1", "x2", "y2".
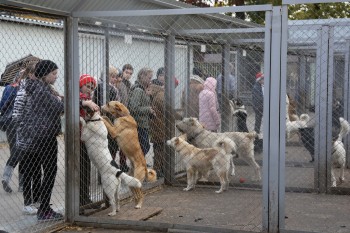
[{"x1": 175, "y1": 137, "x2": 180, "y2": 145}]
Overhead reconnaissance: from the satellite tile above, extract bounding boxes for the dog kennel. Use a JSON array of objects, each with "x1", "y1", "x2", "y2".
[{"x1": 0, "y1": 0, "x2": 350, "y2": 232}]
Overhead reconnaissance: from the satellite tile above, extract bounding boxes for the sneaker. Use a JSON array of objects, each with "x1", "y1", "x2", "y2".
[
  {"x1": 2, "y1": 180, "x2": 13, "y2": 193},
  {"x1": 23, "y1": 205, "x2": 38, "y2": 215},
  {"x1": 32, "y1": 202, "x2": 41, "y2": 209},
  {"x1": 37, "y1": 209, "x2": 63, "y2": 221}
]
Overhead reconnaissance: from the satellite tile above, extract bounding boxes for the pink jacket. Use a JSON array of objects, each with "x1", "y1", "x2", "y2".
[{"x1": 199, "y1": 77, "x2": 220, "y2": 131}]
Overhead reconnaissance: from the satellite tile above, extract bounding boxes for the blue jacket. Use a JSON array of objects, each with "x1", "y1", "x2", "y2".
[
  {"x1": 16, "y1": 79, "x2": 64, "y2": 152},
  {"x1": 0, "y1": 84, "x2": 18, "y2": 115}
]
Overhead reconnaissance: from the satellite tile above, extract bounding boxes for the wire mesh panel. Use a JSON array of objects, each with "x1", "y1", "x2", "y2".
[
  {"x1": 71, "y1": 4, "x2": 269, "y2": 232},
  {"x1": 0, "y1": 8, "x2": 66, "y2": 232},
  {"x1": 284, "y1": 2, "x2": 350, "y2": 232}
]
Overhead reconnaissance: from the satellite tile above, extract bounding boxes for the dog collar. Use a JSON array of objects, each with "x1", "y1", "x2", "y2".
[{"x1": 86, "y1": 118, "x2": 101, "y2": 122}]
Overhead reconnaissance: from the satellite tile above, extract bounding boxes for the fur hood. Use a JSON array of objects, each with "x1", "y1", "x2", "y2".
[{"x1": 190, "y1": 75, "x2": 204, "y2": 84}]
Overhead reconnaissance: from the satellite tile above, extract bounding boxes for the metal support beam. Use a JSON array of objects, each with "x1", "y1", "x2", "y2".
[
  {"x1": 221, "y1": 43, "x2": 231, "y2": 132},
  {"x1": 283, "y1": 0, "x2": 348, "y2": 4},
  {"x1": 164, "y1": 34, "x2": 176, "y2": 184},
  {"x1": 315, "y1": 26, "x2": 331, "y2": 193},
  {"x1": 72, "y1": 5, "x2": 273, "y2": 17},
  {"x1": 326, "y1": 26, "x2": 335, "y2": 192},
  {"x1": 262, "y1": 6, "x2": 287, "y2": 232},
  {"x1": 64, "y1": 16, "x2": 80, "y2": 221},
  {"x1": 345, "y1": 40, "x2": 350, "y2": 168}
]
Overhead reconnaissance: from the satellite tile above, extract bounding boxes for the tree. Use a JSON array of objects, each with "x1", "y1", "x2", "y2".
[
  {"x1": 289, "y1": 3, "x2": 350, "y2": 20},
  {"x1": 177, "y1": 0, "x2": 349, "y2": 24}
]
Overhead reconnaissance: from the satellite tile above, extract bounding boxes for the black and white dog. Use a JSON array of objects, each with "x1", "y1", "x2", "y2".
[{"x1": 232, "y1": 98, "x2": 263, "y2": 153}]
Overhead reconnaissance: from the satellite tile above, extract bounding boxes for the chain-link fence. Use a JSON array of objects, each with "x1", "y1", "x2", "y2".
[
  {"x1": 0, "y1": 9, "x2": 66, "y2": 232},
  {"x1": 1, "y1": 1, "x2": 350, "y2": 233}
]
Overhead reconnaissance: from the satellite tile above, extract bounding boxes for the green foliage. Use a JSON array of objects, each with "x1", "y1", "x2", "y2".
[
  {"x1": 289, "y1": 3, "x2": 350, "y2": 20},
  {"x1": 178, "y1": 1, "x2": 349, "y2": 24}
]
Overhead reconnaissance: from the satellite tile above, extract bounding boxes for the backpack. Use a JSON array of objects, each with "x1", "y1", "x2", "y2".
[{"x1": 0, "y1": 84, "x2": 19, "y2": 131}]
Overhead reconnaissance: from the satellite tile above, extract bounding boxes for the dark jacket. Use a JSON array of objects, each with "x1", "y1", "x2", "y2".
[
  {"x1": 16, "y1": 79, "x2": 64, "y2": 152},
  {"x1": 93, "y1": 80, "x2": 119, "y2": 107},
  {"x1": 252, "y1": 81, "x2": 263, "y2": 112},
  {"x1": 128, "y1": 81, "x2": 151, "y2": 129}
]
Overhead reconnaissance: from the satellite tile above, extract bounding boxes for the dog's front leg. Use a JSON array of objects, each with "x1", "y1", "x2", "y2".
[
  {"x1": 101, "y1": 116, "x2": 119, "y2": 139},
  {"x1": 184, "y1": 168, "x2": 194, "y2": 191},
  {"x1": 339, "y1": 165, "x2": 345, "y2": 184},
  {"x1": 230, "y1": 156, "x2": 236, "y2": 176},
  {"x1": 215, "y1": 174, "x2": 225, "y2": 194},
  {"x1": 331, "y1": 168, "x2": 337, "y2": 187}
]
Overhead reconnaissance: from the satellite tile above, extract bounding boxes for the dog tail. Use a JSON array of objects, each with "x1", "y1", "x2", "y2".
[
  {"x1": 213, "y1": 138, "x2": 237, "y2": 155},
  {"x1": 337, "y1": 117, "x2": 350, "y2": 141},
  {"x1": 119, "y1": 173, "x2": 142, "y2": 188},
  {"x1": 110, "y1": 161, "x2": 142, "y2": 188},
  {"x1": 246, "y1": 132, "x2": 258, "y2": 140},
  {"x1": 300, "y1": 113, "x2": 310, "y2": 123},
  {"x1": 146, "y1": 168, "x2": 157, "y2": 182}
]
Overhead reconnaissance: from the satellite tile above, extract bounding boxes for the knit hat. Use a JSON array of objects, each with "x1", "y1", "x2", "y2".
[
  {"x1": 34, "y1": 60, "x2": 58, "y2": 78},
  {"x1": 79, "y1": 74, "x2": 96, "y2": 88},
  {"x1": 256, "y1": 72, "x2": 264, "y2": 82}
]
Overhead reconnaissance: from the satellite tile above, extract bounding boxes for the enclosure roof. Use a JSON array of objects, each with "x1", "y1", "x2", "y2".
[{"x1": 1, "y1": 0, "x2": 265, "y2": 43}]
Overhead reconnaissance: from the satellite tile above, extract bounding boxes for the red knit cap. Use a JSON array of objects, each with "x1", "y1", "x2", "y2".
[
  {"x1": 256, "y1": 72, "x2": 264, "y2": 82},
  {"x1": 79, "y1": 74, "x2": 96, "y2": 88}
]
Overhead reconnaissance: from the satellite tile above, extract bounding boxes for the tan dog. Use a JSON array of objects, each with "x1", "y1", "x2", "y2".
[
  {"x1": 176, "y1": 117, "x2": 261, "y2": 181},
  {"x1": 101, "y1": 101, "x2": 157, "y2": 209},
  {"x1": 80, "y1": 112, "x2": 142, "y2": 216},
  {"x1": 167, "y1": 134, "x2": 237, "y2": 193}
]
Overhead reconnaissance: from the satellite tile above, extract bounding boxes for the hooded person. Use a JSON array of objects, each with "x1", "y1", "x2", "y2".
[
  {"x1": 16, "y1": 59, "x2": 65, "y2": 220},
  {"x1": 199, "y1": 77, "x2": 221, "y2": 132}
]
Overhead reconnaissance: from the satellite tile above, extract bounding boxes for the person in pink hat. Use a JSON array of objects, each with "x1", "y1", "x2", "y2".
[{"x1": 252, "y1": 72, "x2": 264, "y2": 134}]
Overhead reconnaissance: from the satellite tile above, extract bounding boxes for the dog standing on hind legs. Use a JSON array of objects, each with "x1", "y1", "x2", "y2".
[
  {"x1": 331, "y1": 117, "x2": 350, "y2": 187},
  {"x1": 101, "y1": 101, "x2": 157, "y2": 209},
  {"x1": 80, "y1": 112, "x2": 142, "y2": 216}
]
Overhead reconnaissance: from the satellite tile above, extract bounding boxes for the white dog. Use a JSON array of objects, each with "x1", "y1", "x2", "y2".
[
  {"x1": 167, "y1": 135, "x2": 237, "y2": 193},
  {"x1": 331, "y1": 117, "x2": 350, "y2": 187},
  {"x1": 286, "y1": 113, "x2": 310, "y2": 140},
  {"x1": 80, "y1": 112, "x2": 142, "y2": 216},
  {"x1": 176, "y1": 117, "x2": 260, "y2": 181}
]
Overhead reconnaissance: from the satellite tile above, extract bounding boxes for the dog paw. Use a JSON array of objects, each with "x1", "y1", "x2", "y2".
[
  {"x1": 183, "y1": 187, "x2": 192, "y2": 191},
  {"x1": 108, "y1": 211, "x2": 117, "y2": 216},
  {"x1": 134, "y1": 205, "x2": 142, "y2": 209},
  {"x1": 215, "y1": 190, "x2": 223, "y2": 194}
]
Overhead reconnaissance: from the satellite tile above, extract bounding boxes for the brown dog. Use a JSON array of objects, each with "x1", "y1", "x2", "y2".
[{"x1": 101, "y1": 101, "x2": 157, "y2": 209}]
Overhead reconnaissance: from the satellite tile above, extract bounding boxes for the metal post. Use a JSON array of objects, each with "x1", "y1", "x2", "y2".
[
  {"x1": 221, "y1": 43, "x2": 230, "y2": 132},
  {"x1": 164, "y1": 34, "x2": 176, "y2": 184},
  {"x1": 326, "y1": 26, "x2": 334, "y2": 192},
  {"x1": 105, "y1": 29, "x2": 110, "y2": 103},
  {"x1": 185, "y1": 43, "x2": 192, "y2": 117},
  {"x1": 64, "y1": 16, "x2": 80, "y2": 221},
  {"x1": 316, "y1": 26, "x2": 330, "y2": 193},
  {"x1": 345, "y1": 40, "x2": 350, "y2": 168},
  {"x1": 262, "y1": 6, "x2": 287, "y2": 232},
  {"x1": 298, "y1": 55, "x2": 307, "y2": 114}
]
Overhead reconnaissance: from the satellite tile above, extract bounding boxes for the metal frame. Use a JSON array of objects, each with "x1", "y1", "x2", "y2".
[
  {"x1": 283, "y1": 0, "x2": 348, "y2": 4},
  {"x1": 72, "y1": 5, "x2": 273, "y2": 17},
  {"x1": 65, "y1": 16, "x2": 81, "y2": 222},
  {"x1": 345, "y1": 40, "x2": 350, "y2": 168}
]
